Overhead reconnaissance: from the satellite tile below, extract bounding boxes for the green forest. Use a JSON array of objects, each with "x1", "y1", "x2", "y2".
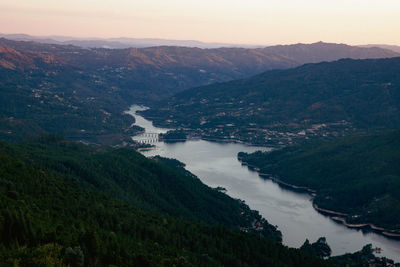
[
  {"x1": 1, "y1": 38, "x2": 400, "y2": 266},
  {"x1": 1, "y1": 135, "x2": 396, "y2": 266},
  {"x1": 239, "y1": 130, "x2": 400, "y2": 231},
  {"x1": 0, "y1": 135, "x2": 329, "y2": 266}
]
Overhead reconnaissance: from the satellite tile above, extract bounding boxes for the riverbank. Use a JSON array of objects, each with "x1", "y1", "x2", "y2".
[
  {"x1": 238, "y1": 157, "x2": 316, "y2": 194},
  {"x1": 238, "y1": 156, "x2": 400, "y2": 240},
  {"x1": 202, "y1": 137, "x2": 264, "y2": 147},
  {"x1": 135, "y1": 112, "x2": 285, "y2": 147},
  {"x1": 330, "y1": 216, "x2": 400, "y2": 239},
  {"x1": 136, "y1": 146, "x2": 156, "y2": 152},
  {"x1": 129, "y1": 105, "x2": 400, "y2": 261}
]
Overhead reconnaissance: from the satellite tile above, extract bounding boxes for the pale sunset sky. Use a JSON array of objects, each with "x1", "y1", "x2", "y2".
[{"x1": 1, "y1": 0, "x2": 399, "y2": 45}]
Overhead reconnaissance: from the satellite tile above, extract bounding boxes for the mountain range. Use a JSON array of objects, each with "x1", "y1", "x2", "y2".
[
  {"x1": 1, "y1": 36, "x2": 400, "y2": 265},
  {"x1": 3, "y1": 33, "x2": 400, "y2": 53},
  {"x1": 0, "y1": 136, "x2": 311, "y2": 266},
  {"x1": 0, "y1": 33, "x2": 261, "y2": 49},
  {"x1": 1, "y1": 38, "x2": 398, "y2": 100},
  {"x1": 359, "y1": 44, "x2": 400, "y2": 53},
  {"x1": 2, "y1": 38, "x2": 399, "y2": 145}
]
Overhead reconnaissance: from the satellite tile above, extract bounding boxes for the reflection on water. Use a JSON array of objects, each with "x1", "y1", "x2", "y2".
[{"x1": 128, "y1": 105, "x2": 400, "y2": 261}]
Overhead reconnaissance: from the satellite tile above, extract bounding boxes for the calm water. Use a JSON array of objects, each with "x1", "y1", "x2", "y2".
[{"x1": 127, "y1": 105, "x2": 400, "y2": 261}]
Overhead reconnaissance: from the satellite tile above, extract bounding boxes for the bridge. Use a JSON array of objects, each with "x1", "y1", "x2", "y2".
[{"x1": 133, "y1": 132, "x2": 160, "y2": 144}]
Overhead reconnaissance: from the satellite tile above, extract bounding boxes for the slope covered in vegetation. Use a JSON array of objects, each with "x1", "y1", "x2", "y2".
[
  {"x1": 15, "y1": 135, "x2": 279, "y2": 235},
  {"x1": 1, "y1": 38, "x2": 399, "y2": 145},
  {"x1": 143, "y1": 57, "x2": 400, "y2": 146},
  {"x1": 1, "y1": 136, "x2": 338, "y2": 266},
  {"x1": 239, "y1": 130, "x2": 400, "y2": 231}
]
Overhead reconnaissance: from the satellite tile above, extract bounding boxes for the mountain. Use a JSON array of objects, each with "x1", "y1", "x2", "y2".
[
  {"x1": 19, "y1": 135, "x2": 281, "y2": 238},
  {"x1": 1, "y1": 38, "x2": 399, "y2": 145},
  {"x1": 238, "y1": 130, "x2": 400, "y2": 232},
  {"x1": 143, "y1": 57, "x2": 400, "y2": 146},
  {"x1": 0, "y1": 47, "x2": 139, "y2": 145},
  {"x1": 0, "y1": 136, "x2": 336, "y2": 266},
  {"x1": 359, "y1": 44, "x2": 400, "y2": 53},
  {"x1": 1, "y1": 38, "x2": 398, "y2": 99},
  {"x1": 1, "y1": 135, "x2": 396, "y2": 266},
  {"x1": 1, "y1": 36, "x2": 399, "y2": 265},
  {"x1": 261, "y1": 41, "x2": 399, "y2": 63},
  {"x1": 0, "y1": 33, "x2": 261, "y2": 49}
]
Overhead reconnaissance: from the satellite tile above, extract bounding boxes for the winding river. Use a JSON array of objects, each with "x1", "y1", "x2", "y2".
[{"x1": 127, "y1": 105, "x2": 400, "y2": 262}]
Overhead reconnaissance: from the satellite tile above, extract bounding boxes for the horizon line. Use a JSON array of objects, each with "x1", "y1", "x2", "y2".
[{"x1": 1, "y1": 32, "x2": 400, "y2": 48}]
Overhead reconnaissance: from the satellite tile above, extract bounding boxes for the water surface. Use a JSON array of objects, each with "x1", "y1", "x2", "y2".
[{"x1": 127, "y1": 105, "x2": 400, "y2": 261}]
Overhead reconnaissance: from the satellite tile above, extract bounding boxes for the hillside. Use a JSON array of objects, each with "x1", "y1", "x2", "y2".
[
  {"x1": 143, "y1": 57, "x2": 400, "y2": 146},
  {"x1": 0, "y1": 136, "x2": 344, "y2": 266},
  {"x1": 238, "y1": 130, "x2": 400, "y2": 232},
  {"x1": 16, "y1": 135, "x2": 281, "y2": 238},
  {"x1": 1, "y1": 38, "x2": 398, "y2": 101},
  {"x1": 1, "y1": 136, "x2": 397, "y2": 266},
  {"x1": 0, "y1": 33, "x2": 261, "y2": 49},
  {"x1": 1, "y1": 38, "x2": 399, "y2": 145},
  {"x1": 0, "y1": 61, "x2": 139, "y2": 145},
  {"x1": 359, "y1": 44, "x2": 400, "y2": 53}
]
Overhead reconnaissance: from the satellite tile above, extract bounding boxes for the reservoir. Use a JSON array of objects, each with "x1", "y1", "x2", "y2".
[{"x1": 127, "y1": 105, "x2": 400, "y2": 262}]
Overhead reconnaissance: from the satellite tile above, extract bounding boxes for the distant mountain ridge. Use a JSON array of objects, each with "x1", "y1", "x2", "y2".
[
  {"x1": 359, "y1": 44, "x2": 400, "y2": 53},
  {"x1": 0, "y1": 33, "x2": 261, "y2": 49},
  {"x1": 1, "y1": 37, "x2": 400, "y2": 145},
  {"x1": 1, "y1": 38, "x2": 398, "y2": 93},
  {"x1": 1, "y1": 37, "x2": 398, "y2": 106}
]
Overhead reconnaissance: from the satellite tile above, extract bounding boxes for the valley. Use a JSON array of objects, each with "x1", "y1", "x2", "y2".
[
  {"x1": 1, "y1": 36, "x2": 400, "y2": 266},
  {"x1": 129, "y1": 105, "x2": 400, "y2": 262}
]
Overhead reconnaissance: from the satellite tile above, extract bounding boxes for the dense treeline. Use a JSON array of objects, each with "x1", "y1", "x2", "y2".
[
  {"x1": 330, "y1": 244, "x2": 399, "y2": 266},
  {"x1": 3, "y1": 136, "x2": 329, "y2": 266},
  {"x1": 239, "y1": 130, "x2": 400, "y2": 230},
  {"x1": 1, "y1": 137, "x2": 398, "y2": 265},
  {"x1": 159, "y1": 130, "x2": 187, "y2": 142},
  {"x1": 15, "y1": 135, "x2": 280, "y2": 238}
]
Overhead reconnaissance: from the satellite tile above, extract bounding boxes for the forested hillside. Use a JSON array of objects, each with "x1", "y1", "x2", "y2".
[
  {"x1": 143, "y1": 57, "x2": 400, "y2": 146},
  {"x1": 1, "y1": 136, "x2": 396, "y2": 265},
  {"x1": 0, "y1": 67, "x2": 140, "y2": 145},
  {"x1": 239, "y1": 130, "x2": 400, "y2": 232},
  {"x1": 1, "y1": 39, "x2": 399, "y2": 145},
  {"x1": 0, "y1": 136, "x2": 342, "y2": 266},
  {"x1": 2, "y1": 37, "x2": 400, "y2": 266},
  {"x1": 16, "y1": 135, "x2": 280, "y2": 237}
]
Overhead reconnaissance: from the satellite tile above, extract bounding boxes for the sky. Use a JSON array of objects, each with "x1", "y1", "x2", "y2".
[{"x1": 1, "y1": 0, "x2": 399, "y2": 45}]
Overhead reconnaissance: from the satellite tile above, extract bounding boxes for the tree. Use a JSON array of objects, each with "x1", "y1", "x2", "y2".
[{"x1": 300, "y1": 237, "x2": 331, "y2": 258}]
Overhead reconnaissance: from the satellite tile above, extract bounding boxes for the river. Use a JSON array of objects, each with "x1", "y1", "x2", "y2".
[{"x1": 126, "y1": 105, "x2": 400, "y2": 261}]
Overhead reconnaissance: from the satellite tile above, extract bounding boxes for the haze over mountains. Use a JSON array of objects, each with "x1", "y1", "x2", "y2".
[
  {"x1": 1, "y1": 37, "x2": 399, "y2": 145},
  {"x1": 0, "y1": 33, "x2": 261, "y2": 49},
  {"x1": 1, "y1": 37, "x2": 398, "y2": 98},
  {"x1": 3, "y1": 33, "x2": 400, "y2": 53},
  {"x1": 1, "y1": 33, "x2": 400, "y2": 265},
  {"x1": 359, "y1": 44, "x2": 400, "y2": 53}
]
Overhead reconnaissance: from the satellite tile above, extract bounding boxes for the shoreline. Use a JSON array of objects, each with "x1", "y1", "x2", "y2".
[
  {"x1": 136, "y1": 146, "x2": 156, "y2": 152},
  {"x1": 238, "y1": 157, "x2": 400, "y2": 240},
  {"x1": 238, "y1": 157, "x2": 316, "y2": 194},
  {"x1": 131, "y1": 107, "x2": 400, "y2": 241}
]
